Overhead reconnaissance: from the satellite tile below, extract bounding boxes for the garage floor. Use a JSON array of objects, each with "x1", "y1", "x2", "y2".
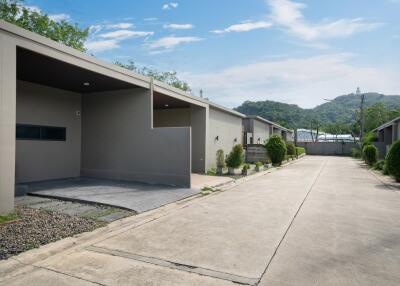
[{"x1": 16, "y1": 178, "x2": 200, "y2": 213}]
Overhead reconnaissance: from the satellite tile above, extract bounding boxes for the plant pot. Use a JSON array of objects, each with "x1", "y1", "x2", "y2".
[
  {"x1": 216, "y1": 166, "x2": 227, "y2": 175},
  {"x1": 255, "y1": 165, "x2": 264, "y2": 172},
  {"x1": 242, "y1": 169, "x2": 251, "y2": 176},
  {"x1": 228, "y1": 167, "x2": 242, "y2": 175},
  {"x1": 264, "y1": 163, "x2": 273, "y2": 168}
]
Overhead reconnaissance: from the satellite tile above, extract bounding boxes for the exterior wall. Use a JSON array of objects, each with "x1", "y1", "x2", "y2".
[
  {"x1": 152, "y1": 106, "x2": 207, "y2": 173},
  {"x1": 81, "y1": 88, "x2": 191, "y2": 187},
  {"x1": 397, "y1": 122, "x2": 400, "y2": 141},
  {"x1": 206, "y1": 107, "x2": 243, "y2": 170},
  {"x1": 252, "y1": 119, "x2": 270, "y2": 144},
  {"x1": 153, "y1": 108, "x2": 190, "y2": 127},
  {"x1": 0, "y1": 33, "x2": 16, "y2": 214},
  {"x1": 16, "y1": 81, "x2": 82, "y2": 183},
  {"x1": 286, "y1": 131, "x2": 294, "y2": 142}
]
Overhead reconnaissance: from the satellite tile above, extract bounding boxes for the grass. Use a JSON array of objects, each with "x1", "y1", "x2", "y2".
[
  {"x1": 0, "y1": 212, "x2": 19, "y2": 224},
  {"x1": 201, "y1": 186, "x2": 221, "y2": 196}
]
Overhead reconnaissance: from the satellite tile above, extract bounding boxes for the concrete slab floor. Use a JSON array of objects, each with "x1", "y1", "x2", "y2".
[
  {"x1": 190, "y1": 173, "x2": 234, "y2": 189},
  {"x1": 17, "y1": 177, "x2": 200, "y2": 213},
  {"x1": 2, "y1": 156, "x2": 400, "y2": 286}
]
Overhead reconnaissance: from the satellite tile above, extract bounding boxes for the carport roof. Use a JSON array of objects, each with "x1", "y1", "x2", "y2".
[
  {"x1": 1, "y1": 20, "x2": 245, "y2": 119},
  {"x1": 246, "y1": 115, "x2": 293, "y2": 132}
]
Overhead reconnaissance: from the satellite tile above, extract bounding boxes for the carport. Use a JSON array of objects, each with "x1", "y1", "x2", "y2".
[{"x1": 0, "y1": 20, "x2": 195, "y2": 214}]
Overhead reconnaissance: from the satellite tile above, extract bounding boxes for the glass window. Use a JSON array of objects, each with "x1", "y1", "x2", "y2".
[{"x1": 16, "y1": 124, "x2": 66, "y2": 141}]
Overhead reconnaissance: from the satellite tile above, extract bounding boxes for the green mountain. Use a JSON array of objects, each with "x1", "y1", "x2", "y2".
[{"x1": 234, "y1": 93, "x2": 400, "y2": 130}]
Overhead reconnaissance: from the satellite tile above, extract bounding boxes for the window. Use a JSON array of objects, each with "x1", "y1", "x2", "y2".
[{"x1": 16, "y1": 124, "x2": 66, "y2": 141}]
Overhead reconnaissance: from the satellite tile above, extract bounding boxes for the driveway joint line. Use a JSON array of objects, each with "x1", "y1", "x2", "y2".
[
  {"x1": 86, "y1": 245, "x2": 259, "y2": 285},
  {"x1": 256, "y1": 158, "x2": 328, "y2": 285}
]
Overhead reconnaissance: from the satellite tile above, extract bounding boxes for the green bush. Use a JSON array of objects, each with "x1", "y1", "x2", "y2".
[
  {"x1": 386, "y1": 141, "x2": 400, "y2": 181},
  {"x1": 286, "y1": 142, "x2": 296, "y2": 156},
  {"x1": 373, "y1": 160, "x2": 385, "y2": 171},
  {"x1": 265, "y1": 135, "x2": 287, "y2": 165},
  {"x1": 362, "y1": 144, "x2": 378, "y2": 165},
  {"x1": 351, "y1": 147, "x2": 362, "y2": 158},
  {"x1": 265, "y1": 159, "x2": 272, "y2": 164},
  {"x1": 296, "y1": 147, "x2": 306, "y2": 156},
  {"x1": 226, "y1": 144, "x2": 244, "y2": 168},
  {"x1": 216, "y1": 149, "x2": 225, "y2": 168},
  {"x1": 363, "y1": 131, "x2": 378, "y2": 147},
  {"x1": 242, "y1": 163, "x2": 251, "y2": 171},
  {"x1": 255, "y1": 161, "x2": 263, "y2": 167}
]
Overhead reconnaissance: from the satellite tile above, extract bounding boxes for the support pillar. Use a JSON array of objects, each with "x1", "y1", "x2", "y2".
[{"x1": 0, "y1": 35, "x2": 16, "y2": 214}]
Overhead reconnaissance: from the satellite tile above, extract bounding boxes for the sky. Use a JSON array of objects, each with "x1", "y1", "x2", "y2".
[{"x1": 23, "y1": 0, "x2": 400, "y2": 108}]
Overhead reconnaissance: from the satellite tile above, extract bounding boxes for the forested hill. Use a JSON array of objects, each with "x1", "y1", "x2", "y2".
[{"x1": 234, "y1": 93, "x2": 400, "y2": 129}]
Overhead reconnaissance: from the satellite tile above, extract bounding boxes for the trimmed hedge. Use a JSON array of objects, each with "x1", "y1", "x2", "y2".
[
  {"x1": 362, "y1": 144, "x2": 378, "y2": 165},
  {"x1": 286, "y1": 142, "x2": 296, "y2": 156},
  {"x1": 296, "y1": 147, "x2": 306, "y2": 156},
  {"x1": 226, "y1": 144, "x2": 244, "y2": 168},
  {"x1": 265, "y1": 135, "x2": 287, "y2": 165},
  {"x1": 386, "y1": 141, "x2": 400, "y2": 182}
]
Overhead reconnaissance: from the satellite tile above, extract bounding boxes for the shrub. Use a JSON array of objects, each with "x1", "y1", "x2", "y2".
[
  {"x1": 286, "y1": 142, "x2": 296, "y2": 156},
  {"x1": 363, "y1": 131, "x2": 378, "y2": 147},
  {"x1": 363, "y1": 144, "x2": 378, "y2": 165},
  {"x1": 226, "y1": 144, "x2": 244, "y2": 168},
  {"x1": 216, "y1": 149, "x2": 225, "y2": 168},
  {"x1": 255, "y1": 162, "x2": 263, "y2": 167},
  {"x1": 265, "y1": 135, "x2": 287, "y2": 165},
  {"x1": 373, "y1": 160, "x2": 385, "y2": 171},
  {"x1": 351, "y1": 147, "x2": 362, "y2": 158},
  {"x1": 206, "y1": 168, "x2": 216, "y2": 175},
  {"x1": 296, "y1": 147, "x2": 306, "y2": 156},
  {"x1": 265, "y1": 159, "x2": 272, "y2": 164},
  {"x1": 242, "y1": 163, "x2": 251, "y2": 171},
  {"x1": 386, "y1": 141, "x2": 400, "y2": 181}
]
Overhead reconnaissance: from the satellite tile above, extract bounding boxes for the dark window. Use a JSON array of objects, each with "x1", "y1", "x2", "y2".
[{"x1": 16, "y1": 124, "x2": 66, "y2": 141}]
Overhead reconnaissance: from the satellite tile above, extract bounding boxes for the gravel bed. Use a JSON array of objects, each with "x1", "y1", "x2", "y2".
[{"x1": 0, "y1": 206, "x2": 99, "y2": 260}]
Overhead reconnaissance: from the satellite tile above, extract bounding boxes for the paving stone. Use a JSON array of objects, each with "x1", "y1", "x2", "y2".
[{"x1": 97, "y1": 211, "x2": 131, "y2": 223}]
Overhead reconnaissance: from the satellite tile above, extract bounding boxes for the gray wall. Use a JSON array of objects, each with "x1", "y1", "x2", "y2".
[
  {"x1": 81, "y1": 88, "x2": 191, "y2": 187},
  {"x1": 16, "y1": 81, "x2": 82, "y2": 183},
  {"x1": 297, "y1": 142, "x2": 357, "y2": 156},
  {"x1": 153, "y1": 108, "x2": 190, "y2": 127},
  {"x1": 0, "y1": 33, "x2": 16, "y2": 214},
  {"x1": 207, "y1": 107, "x2": 243, "y2": 170},
  {"x1": 253, "y1": 119, "x2": 270, "y2": 144}
]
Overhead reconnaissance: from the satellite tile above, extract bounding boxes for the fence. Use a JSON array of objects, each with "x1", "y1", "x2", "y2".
[{"x1": 296, "y1": 142, "x2": 357, "y2": 156}]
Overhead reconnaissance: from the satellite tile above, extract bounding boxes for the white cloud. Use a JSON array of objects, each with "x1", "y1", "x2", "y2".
[
  {"x1": 89, "y1": 23, "x2": 135, "y2": 34},
  {"x1": 144, "y1": 17, "x2": 158, "y2": 21},
  {"x1": 183, "y1": 54, "x2": 399, "y2": 108},
  {"x1": 85, "y1": 40, "x2": 119, "y2": 52},
  {"x1": 163, "y1": 23, "x2": 194, "y2": 30},
  {"x1": 162, "y1": 2, "x2": 178, "y2": 10},
  {"x1": 211, "y1": 21, "x2": 273, "y2": 34},
  {"x1": 48, "y1": 13, "x2": 70, "y2": 22},
  {"x1": 267, "y1": 0, "x2": 383, "y2": 40},
  {"x1": 99, "y1": 29, "x2": 154, "y2": 40},
  {"x1": 148, "y1": 36, "x2": 202, "y2": 50}
]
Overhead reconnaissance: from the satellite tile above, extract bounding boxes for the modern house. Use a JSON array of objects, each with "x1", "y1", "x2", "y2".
[
  {"x1": 243, "y1": 115, "x2": 294, "y2": 145},
  {"x1": 0, "y1": 20, "x2": 245, "y2": 214},
  {"x1": 373, "y1": 116, "x2": 400, "y2": 157}
]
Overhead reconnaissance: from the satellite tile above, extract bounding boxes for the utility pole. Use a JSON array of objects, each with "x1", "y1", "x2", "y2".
[{"x1": 357, "y1": 87, "x2": 365, "y2": 141}]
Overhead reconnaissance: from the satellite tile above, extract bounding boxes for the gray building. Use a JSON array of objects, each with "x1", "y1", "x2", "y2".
[
  {"x1": 373, "y1": 116, "x2": 400, "y2": 156},
  {"x1": 0, "y1": 20, "x2": 244, "y2": 214},
  {"x1": 243, "y1": 116, "x2": 294, "y2": 145}
]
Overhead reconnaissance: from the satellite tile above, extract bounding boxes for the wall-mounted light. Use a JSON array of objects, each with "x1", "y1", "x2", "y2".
[
  {"x1": 234, "y1": 138, "x2": 237, "y2": 143},
  {"x1": 257, "y1": 137, "x2": 261, "y2": 143},
  {"x1": 83, "y1": 82, "x2": 90, "y2": 86},
  {"x1": 164, "y1": 104, "x2": 169, "y2": 108},
  {"x1": 215, "y1": 135, "x2": 219, "y2": 141}
]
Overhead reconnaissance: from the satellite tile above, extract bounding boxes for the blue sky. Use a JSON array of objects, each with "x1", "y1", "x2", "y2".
[{"x1": 24, "y1": 0, "x2": 400, "y2": 108}]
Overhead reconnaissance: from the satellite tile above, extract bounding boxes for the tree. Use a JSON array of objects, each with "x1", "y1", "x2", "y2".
[
  {"x1": 364, "y1": 103, "x2": 400, "y2": 132},
  {"x1": 0, "y1": 0, "x2": 88, "y2": 51},
  {"x1": 115, "y1": 60, "x2": 191, "y2": 92}
]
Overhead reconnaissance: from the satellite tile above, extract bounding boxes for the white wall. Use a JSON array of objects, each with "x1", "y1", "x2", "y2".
[
  {"x1": 16, "y1": 81, "x2": 82, "y2": 183},
  {"x1": 81, "y1": 88, "x2": 191, "y2": 187},
  {"x1": 253, "y1": 119, "x2": 270, "y2": 145},
  {"x1": 207, "y1": 107, "x2": 243, "y2": 170}
]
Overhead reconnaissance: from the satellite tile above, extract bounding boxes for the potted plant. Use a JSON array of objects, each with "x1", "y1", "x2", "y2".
[
  {"x1": 216, "y1": 149, "x2": 227, "y2": 175},
  {"x1": 226, "y1": 144, "x2": 244, "y2": 175},
  {"x1": 265, "y1": 135, "x2": 287, "y2": 166},
  {"x1": 255, "y1": 161, "x2": 263, "y2": 172},
  {"x1": 242, "y1": 163, "x2": 251, "y2": 175},
  {"x1": 264, "y1": 159, "x2": 272, "y2": 168}
]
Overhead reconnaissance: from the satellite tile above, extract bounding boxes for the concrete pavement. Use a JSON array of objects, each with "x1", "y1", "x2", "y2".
[{"x1": 1, "y1": 156, "x2": 400, "y2": 285}]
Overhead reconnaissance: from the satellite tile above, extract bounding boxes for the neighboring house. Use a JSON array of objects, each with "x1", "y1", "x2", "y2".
[
  {"x1": 296, "y1": 129, "x2": 325, "y2": 142},
  {"x1": 318, "y1": 134, "x2": 358, "y2": 142},
  {"x1": 243, "y1": 115, "x2": 294, "y2": 145},
  {"x1": 0, "y1": 20, "x2": 245, "y2": 213},
  {"x1": 373, "y1": 116, "x2": 400, "y2": 157}
]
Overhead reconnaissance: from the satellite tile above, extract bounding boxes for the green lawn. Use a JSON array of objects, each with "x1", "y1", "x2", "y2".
[{"x1": 0, "y1": 212, "x2": 18, "y2": 224}]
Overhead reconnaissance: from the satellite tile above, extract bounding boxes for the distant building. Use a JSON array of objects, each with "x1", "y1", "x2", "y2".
[
  {"x1": 296, "y1": 129, "x2": 325, "y2": 142},
  {"x1": 296, "y1": 129, "x2": 358, "y2": 142}
]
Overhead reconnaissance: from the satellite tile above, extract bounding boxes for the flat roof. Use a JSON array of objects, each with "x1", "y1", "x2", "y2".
[
  {"x1": 0, "y1": 20, "x2": 245, "y2": 119},
  {"x1": 246, "y1": 115, "x2": 293, "y2": 132},
  {"x1": 373, "y1": 116, "x2": 400, "y2": 132}
]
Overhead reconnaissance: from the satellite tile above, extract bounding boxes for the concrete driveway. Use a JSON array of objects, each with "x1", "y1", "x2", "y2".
[{"x1": 2, "y1": 156, "x2": 400, "y2": 285}]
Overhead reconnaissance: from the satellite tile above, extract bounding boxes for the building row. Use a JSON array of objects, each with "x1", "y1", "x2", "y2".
[{"x1": 0, "y1": 20, "x2": 293, "y2": 213}]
